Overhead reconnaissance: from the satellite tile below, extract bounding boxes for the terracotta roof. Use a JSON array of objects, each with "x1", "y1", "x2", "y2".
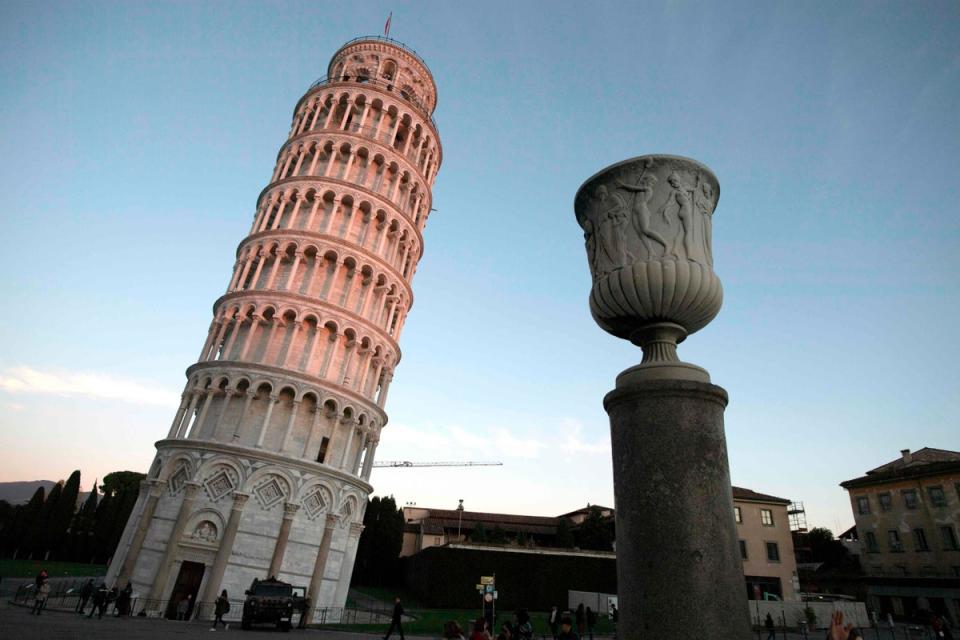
[
  {"x1": 557, "y1": 505, "x2": 615, "y2": 518},
  {"x1": 731, "y1": 486, "x2": 791, "y2": 504},
  {"x1": 866, "y1": 447, "x2": 960, "y2": 474},
  {"x1": 424, "y1": 508, "x2": 558, "y2": 528},
  {"x1": 841, "y1": 448, "x2": 960, "y2": 488}
]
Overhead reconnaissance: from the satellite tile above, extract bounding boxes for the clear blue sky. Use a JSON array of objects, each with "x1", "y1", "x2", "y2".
[{"x1": 1, "y1": 1, "x2": 957, "y2": 533}]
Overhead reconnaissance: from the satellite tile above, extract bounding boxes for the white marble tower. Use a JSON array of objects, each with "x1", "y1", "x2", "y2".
[{"x1": 106, "y1": 36, "x2": 442, "y2": 620}]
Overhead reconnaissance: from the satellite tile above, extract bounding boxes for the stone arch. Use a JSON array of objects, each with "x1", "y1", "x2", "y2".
[
  {"x1": 244, "y1": 467, "x2": 295, "y2": 510},
  {"x1": 298, "y1": 480, "x2": 337, "y2": 520},
  {"x1": 184, "y1": 508, "x2": 226, "y2": 545},
  {"x1": 196, "y1": 456, "x2": 245, "y2": 502}
]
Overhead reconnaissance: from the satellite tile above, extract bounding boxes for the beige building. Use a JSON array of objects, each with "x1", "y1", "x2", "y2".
[
  {"x1": 105, "y1": 35, "x2": 442, "y2": 622},
  {"x1": 402, "y1": 489, "x2": 798, "y2": 601},
  {"x1": 841, "y1": 447, "x2": 960, "y2": 623},
  {"x1": 733, "y1": 487, "x2": 799, "y2": 602}
]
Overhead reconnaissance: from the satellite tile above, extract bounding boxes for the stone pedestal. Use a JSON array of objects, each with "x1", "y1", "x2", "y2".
[{"x1": 605, "y1": 377, "x2": 751, "y2": 639}]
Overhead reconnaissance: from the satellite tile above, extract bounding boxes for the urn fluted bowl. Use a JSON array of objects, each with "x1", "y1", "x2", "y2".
[{"x1": 574, "y1": 155, "x2": 723, "y2": 352}]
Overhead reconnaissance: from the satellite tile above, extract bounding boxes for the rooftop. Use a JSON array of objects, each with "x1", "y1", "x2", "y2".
[{"x1": 841, "y1": 447, "x2": 960, "y2": 488}]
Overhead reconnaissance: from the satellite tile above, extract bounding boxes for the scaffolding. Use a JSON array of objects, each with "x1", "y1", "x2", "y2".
[{"x1": 787, "y1": 501, "x2": 808, "y2": 532}]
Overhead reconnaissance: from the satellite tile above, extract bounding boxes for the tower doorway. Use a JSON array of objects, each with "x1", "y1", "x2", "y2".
[{"x1": 165, "y1": 560, "x2": 205, "y2": 620}]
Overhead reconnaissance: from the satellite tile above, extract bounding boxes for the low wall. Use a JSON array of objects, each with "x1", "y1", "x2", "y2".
[
  {"x1": 748, "y1": 600, "x2": 870, "y2": 629},
  {"x1": 404, "y1": 544, "x2": 617, "y2": 610}
]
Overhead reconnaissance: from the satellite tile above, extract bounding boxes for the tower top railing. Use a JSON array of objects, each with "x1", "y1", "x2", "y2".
[
  {"x1": 304, "y1": 74, "x2": 439, "y2": 133},
  {"x1": 332, "y1": 36, "x2": 434, "y2": 78}
]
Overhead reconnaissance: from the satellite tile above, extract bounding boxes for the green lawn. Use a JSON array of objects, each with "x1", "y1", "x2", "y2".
[{"x1": 0, "y1": 558, "x2": 107, "y2": 578}]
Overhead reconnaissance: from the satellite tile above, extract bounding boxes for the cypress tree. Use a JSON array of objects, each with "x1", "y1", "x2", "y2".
[
  {"x1": 33, "y1": 481, "x2": 63, "y2": 559},
  {"x1": 51, "y1": 470, "x2": 81, "y2": 559},
  {"x1": 69, "y1": 480, "x2": 99, "y2": 562}
]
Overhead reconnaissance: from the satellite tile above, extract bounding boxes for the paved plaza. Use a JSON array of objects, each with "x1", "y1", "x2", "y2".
[{"x1": 0, "y1": 600, "x2": 378, "y2": 640}]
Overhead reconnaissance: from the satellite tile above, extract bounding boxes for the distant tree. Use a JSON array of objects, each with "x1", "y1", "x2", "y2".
[
  {"x1": 555, "y1": 518, "x2": 575, "y2": 548},
  {"x1": 574, "y1": 508, "x2": 615, "y2": 551},
  {"x1": 96, "y1": 471, "x2": 144, "y2": 564},
  {"x1": 488, "y1": 525, "x2": 508, "y2": 544},
  {"x1": 795, "y1": 527, "x2": 849, "y2": 566},
  {"x1": 32, "y1": 480, "x2": 64, "y2": 559},
  {"x1": 69, "y1": 481, "x2": 99, "y2": 562},
  {"x1": 352, "y1": 495, "x2": 404, "y2": 586},
  {"x1": 50, "y1": 470, "x2": 81, "y2": 558},
  {"x1": 9, "y1": 486, "x2": 45, "y2": 558},
  {"x1": 470, "y1": 522, "x2": 488, "y2": 543},
  {"x1": 515, "y1": 531, "x2": 528, "y2": 546}
]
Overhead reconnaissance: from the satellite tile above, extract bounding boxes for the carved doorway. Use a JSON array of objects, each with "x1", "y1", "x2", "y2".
[{"x1": 165, "y1": 560, "x2": 205, "y2": 620}]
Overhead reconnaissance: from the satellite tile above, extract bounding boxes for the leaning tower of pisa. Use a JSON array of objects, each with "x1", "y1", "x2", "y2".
[{"x1": 106, "y1": 36, "x2": 442, "y2": 621}]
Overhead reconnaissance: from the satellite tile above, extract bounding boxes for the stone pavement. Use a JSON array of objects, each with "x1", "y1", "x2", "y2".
[{"x1": 0, "y1": 600, "x2": 388, "y2": 640}]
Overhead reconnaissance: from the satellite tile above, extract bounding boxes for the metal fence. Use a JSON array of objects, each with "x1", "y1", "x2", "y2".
[{"x1": 10, "y1": 582, "x2": 394, "y2": 627}]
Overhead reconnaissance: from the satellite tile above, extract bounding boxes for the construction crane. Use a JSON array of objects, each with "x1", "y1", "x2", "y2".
[{"x1": 373, "y1": 461, "x2": 503, "y2": 468}]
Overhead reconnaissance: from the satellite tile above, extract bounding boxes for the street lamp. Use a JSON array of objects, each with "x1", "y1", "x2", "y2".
[{"x1": 457, "y1": 499, "x2": 464, "y2": 542}]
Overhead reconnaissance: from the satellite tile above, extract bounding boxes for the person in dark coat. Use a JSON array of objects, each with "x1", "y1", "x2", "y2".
[
  {"x1": 558, "y1": 616, "x2": 580, "y2": 640},
  {"x1": 87, "y1": 583, "x2": 109, "y2": 619},
  {"x1": 77, "y1": 579, "x2": 94, "y2": 613},
  {"x1": 212, "y1": 589, "x2": 230, "y2": 629},
  {"x1": 585, "y1": 607, "x2": 596, "y2": 640},
  {"x1": 575, "y1": 604, "x2": 585, "y2": 638},
  {"x1": 115, "y1": 582, "x2": 132, "y2": 616},
  {"x1": 383, "y1": 596, "x2": 405, "y2": 640},
  {"x1": 765, "y1": 612, "x2": 776, "y2": 640}
]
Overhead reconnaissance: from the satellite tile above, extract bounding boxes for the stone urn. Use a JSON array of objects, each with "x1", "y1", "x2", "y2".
[{"x1": 574, "y1": 155, "x2": 722, "y2": 381}]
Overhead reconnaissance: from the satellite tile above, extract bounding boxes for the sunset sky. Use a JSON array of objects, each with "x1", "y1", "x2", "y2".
[{"x1": 1, "y1": 1, "x2": 958, "y2": 534}]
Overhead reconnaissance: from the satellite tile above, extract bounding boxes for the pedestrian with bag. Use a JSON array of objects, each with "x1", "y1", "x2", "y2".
[{"x1": 212, "y1": 589, "x2": 231, "y2": 630}]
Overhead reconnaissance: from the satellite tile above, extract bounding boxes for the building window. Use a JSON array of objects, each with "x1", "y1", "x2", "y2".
[
  {"x1": 760, "y1": 509, "x2": 774, "y2": 526},
  {"x1": 878, "y1": 492, "x2": 892, "y2": 512},
  {"x1": 865, "y1": 531, "x2": 879, "y2": 553},
  {"x1": 913, "y1": 528, "x2": 929, "y2": 551},
  {"x1": 902, "y1": 489, "x2": 918, "y2": 509},
  {"x1": 953, "y1": 566, "x2": 960, "y2": 577},
  {"x1": 856, "y1": 496, "x2": 871, "y2": 515},
  {"x1": 734, "y1": 506, "x2": 742, "y2": 523},
  {"x1": 895, "y1": 565, "x2": 909, "y2": 576},
  {"x1": 888, "y1": 530, "x2": 903, "y2": 552},
  {"x1": 927, "y1": 485, "x2": 947, "y2": 507},
  {"x1": 739, "y1": 540, "x2": 748, "y2": 560},
  {"x1": 941, "y1": 526, "x2": 959, "y2": 551},
  {"x1": 766, "y1": 542, "x2": 780, "y2": 562}
]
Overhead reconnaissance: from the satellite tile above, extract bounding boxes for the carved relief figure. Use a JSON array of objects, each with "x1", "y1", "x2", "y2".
[
  {"x1": 694, "y1": 176, "x2": 715, "y2": 266},
  {"x1": 583, "y1": 217, "x2": 598, "y2": 278},
  {"x1": 662, "y1": 172, "x2": 696, "y2": 260},
  {"x1": 618, "y1": 173, "x2": 668, "y2": 259},
  {"x1": 594, "y1": 185, "x2": 631, "y2": 277},
  {"x1": 191, "y1": 521, "x2": 218, "y2": 542}
]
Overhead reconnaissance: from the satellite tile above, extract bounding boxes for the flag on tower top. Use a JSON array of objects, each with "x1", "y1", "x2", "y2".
[{"x1": 384, "y1": 12, "x2": 392, "y2": 37}]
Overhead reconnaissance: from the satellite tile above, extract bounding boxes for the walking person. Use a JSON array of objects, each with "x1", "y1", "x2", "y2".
[
  {"x1": 177, "y1": 594, "x2": 192, "y2": 620},
  {"x1": 548, "y1": 605, "x2": 560, "y2": 640},
  {"x1": 383, "y1": 596, "x2": 405, "y2": 640},
  {"x1": 87, "y1": 583, "x2": 109, "y2": 619},
  {"x1": 31, "y1": 577, "x2": 50, "y2": 615},
  {"x1": 765, "y1": 612, "x2": 776, "y2": 640},
  {"x1": 575, "y1": 604, "x2": 586, "y2": 639},
  {"x1": 77, "y1": 578, "x2": 94, "y2": 613},
  {"x1": 211, "y1": 589, "x2": 230, "y2": 630},
  {"x1": 585, "y1": 607, "x2": 596, "y2": 640}
]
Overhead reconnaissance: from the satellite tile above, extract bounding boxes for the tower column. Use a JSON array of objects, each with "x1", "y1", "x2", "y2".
[
  {"x1": 304, "y1": 514, "x2": 339, "y2": 625},
  {"x1": 268, "y1": 502, "x2": 301, "y2": 577},
  {"x1": 198, "y1": 492, "x2": 250, "y2": 607},
  {"x1": 117, "y1": 479, "x2": 164, "y2": 586},
  {"x1": 148, "y1": 481, "x2": 201, "y2": 602}
]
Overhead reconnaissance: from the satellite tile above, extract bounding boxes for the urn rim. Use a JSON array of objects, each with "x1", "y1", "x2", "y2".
[{"x1": 573, "y1": 154, "x2": 720, "y2": 226}]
